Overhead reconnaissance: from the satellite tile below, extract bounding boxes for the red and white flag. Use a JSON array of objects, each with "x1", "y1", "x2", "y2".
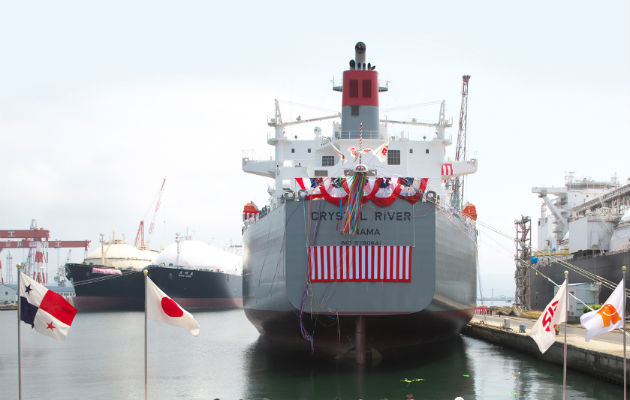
[
  {"x1": 146, "y1": 277, "x2": 200, "y2": 336},
  {"x1": 529, "y1": 279, "x2": 568, "y2": 353},
  {"x1": 580, "y1": 279, "x2": 625, "y2": 341},
  {"x1": 329, "y1": 143, "x2": 347, "y2": 164},
  {"x1": 19, "y1": 271, "x2": 77, "y2": 342},
  {"x1": 441, "y1": 163, "x2": 454, "y2": 176},
  {"x1": 373, "y1": 141, "x2": 389, "y2": 162}
]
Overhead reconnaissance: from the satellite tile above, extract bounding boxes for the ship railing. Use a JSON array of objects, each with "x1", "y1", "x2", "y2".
[{"x1": 337, "y1": 130, "x2": 383, "y2": 140}]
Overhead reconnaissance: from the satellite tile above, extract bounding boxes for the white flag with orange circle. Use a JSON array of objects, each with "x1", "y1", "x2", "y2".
[
  {"x1": 580, "y1": 279, "x2": 625, "y2": 342},
  {"x1": 146, "y1": 276, "x2": 200, "y2": 336}
]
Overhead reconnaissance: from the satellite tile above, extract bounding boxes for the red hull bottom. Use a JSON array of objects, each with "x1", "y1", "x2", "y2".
[
  {"x1": 71, "y1": 296, "x2": 144, "y2": 311},
  {"x1": 72, "y1": 296, "x2": 243, "y2": 311},
  {"x1": 170, "y1": 297, "x2": 243, "y2": 310}
]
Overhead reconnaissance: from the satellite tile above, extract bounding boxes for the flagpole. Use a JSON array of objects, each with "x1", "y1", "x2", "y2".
[
  {"x1": 144, "y1": 270, "x2": 148, "y2": 400},
  {"x1": 17, "y1": 264, "x2": 22, "y2": 400},
  {"x1": 623, "y1": 265, "x2": 627, "y2": 400},
  {"x1": 563, "y1": 270, "x2": 568, "y2": 400}
]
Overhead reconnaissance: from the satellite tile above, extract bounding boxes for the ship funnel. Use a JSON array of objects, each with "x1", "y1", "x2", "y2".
[
  {"x1": 339, "y1": 41, "x2": 380, "y2": 139},
  {"x1": 355, "y1": 42, "x2": 366, "y2": 68}
]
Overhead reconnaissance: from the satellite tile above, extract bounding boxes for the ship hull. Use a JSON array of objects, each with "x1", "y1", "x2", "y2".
[
  {"x1": 66, "y1": 263, "x2": 144, "y2": 311},
  {"x1": 65, "y1": 263, "x2": 242, "y2": 311},
  {"x1": 527, "y1": 250, "x2": 630, "y2": 310},
  {"x1": 148, "y1": 266, "x2": 242, "y2": 310},
  {"x1": 242, "y1": 199, "x2": 477, "y2": 357}
]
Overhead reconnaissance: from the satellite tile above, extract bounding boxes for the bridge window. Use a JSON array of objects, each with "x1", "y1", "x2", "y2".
[
  {"x1": 362, "y1": 80, "x2": 372, "y2": 98},
  {"x1": 349, "y1": 80, "x2": 359, "y2": 98},
  {"x1": 388, "y1": 150, "x2": 400, "y2": 165},
  {"x1": 425, "y1": 149, "x2": 430, "y2": 154},
  {"x1": 322, "y1": 156, "x2": 335, "y2": 166}
]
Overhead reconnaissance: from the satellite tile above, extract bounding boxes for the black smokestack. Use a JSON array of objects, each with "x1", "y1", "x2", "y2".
[{"x1": 355, "y1": 42, "x2": 366, "y2": 67}]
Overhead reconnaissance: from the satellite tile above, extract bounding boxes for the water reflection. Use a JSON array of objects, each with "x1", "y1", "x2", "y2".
[
  {"x1": 0, "y1": 310, "x2": 625, "y2": 400},
  {"x1": 243, "y1": 335, "x2": 475, "y2": 399},
  {"x1": 244, "y1": 333, "x2": 624, "y2": 400},
  {"x1": 467, "y1": 338, "x2": 623, "y2": 400}
]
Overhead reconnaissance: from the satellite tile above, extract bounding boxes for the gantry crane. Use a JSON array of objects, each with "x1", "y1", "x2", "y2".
[{"x1": 0, "y1": 221, "x2": 90, "y2": 284}]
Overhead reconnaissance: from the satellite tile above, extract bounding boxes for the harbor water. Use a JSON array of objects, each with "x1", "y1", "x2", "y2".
[{"x1": 0, "y1": 309, "x2": 624, "y2": 399}]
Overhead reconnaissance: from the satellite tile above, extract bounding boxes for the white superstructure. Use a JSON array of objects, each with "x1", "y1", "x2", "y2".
[
  {"x1": 533, "y1": 173, "x2": 630, "y2": 253},
  {"x1": 242, "y1": 100, "x2": 478, "y2": 209}
]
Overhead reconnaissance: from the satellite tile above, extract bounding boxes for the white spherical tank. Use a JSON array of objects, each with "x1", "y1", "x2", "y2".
[
  {"x1": 154, "y1": 239, "x2": 242, "y2": 275},
  {"x1": 84, "y1": 239, "x2": 159, "y2": 270}
]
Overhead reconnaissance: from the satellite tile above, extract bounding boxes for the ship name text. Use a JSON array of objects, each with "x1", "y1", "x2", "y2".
[{"x1": 311, "y1": 211, "x2": 412, "y2": 222}]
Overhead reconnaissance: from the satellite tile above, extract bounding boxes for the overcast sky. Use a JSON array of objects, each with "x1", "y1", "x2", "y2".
[{"x1": 1, "y1": 1, "x2": 628, "y2": 296}]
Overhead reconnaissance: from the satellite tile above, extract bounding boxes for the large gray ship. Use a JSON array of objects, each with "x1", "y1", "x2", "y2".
[
  {"x1": 241, "y1": 42, "x2": 479, "y2": 362},
  {"x1": 524, "y1": 174, "x2": 630, "y2": 310}
]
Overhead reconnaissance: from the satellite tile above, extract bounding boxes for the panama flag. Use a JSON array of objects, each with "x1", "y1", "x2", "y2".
[
  {"x1": 580, "y1": 280, "x2": 625, "y2": 341},
  {"x1": 19, "y1": 271, "x2": 77, "y2": 342},
  {"x1": 529, "y1": 279, "x2": 568, "y2": 353},
  {"x1": 146, "y1": 277, "x2": 200, "y2": 336}
]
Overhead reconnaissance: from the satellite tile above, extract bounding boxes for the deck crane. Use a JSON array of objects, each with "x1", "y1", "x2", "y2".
[
  {"x1": 451, "y1": 75, "x2": 471, "y2": 211},
  {"x1": 134, "y1": 178, "x2": 166, "y2": 249}
]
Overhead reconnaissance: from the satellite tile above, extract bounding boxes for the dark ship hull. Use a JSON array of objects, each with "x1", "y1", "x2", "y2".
[
  {"x1": 65, "y1": 263, "x2": 242, "y2": 311},
  {"x1": 65, "y1": 263, "x2": 144, "y2": 310},
  {"x1": 527, "y1": 250, "x2": 630, "y2": 310},
  {"x1": 149, "y1": 266, "x2": 242, "y2": 310}
]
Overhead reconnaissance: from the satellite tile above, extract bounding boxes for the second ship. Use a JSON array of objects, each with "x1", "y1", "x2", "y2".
[{"x1": 66, "y1": 235, "x2": 242, "y2": 311}]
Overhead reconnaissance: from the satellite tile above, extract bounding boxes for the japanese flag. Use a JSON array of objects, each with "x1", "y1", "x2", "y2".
[
  {"x1": 146, "y1": 276, "x2": 200, "y2": 336},
  {"x1": 580, "y1": 279, "x2": 625, "y2": 341},
  {"x1": 529, "y1": 279, "x2": 568, "y2": 353}
]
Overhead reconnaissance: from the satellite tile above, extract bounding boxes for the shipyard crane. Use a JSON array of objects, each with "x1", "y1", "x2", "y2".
[
  {"x1": 0, "y1": 239, "x2": 90, "y2": 250},
  {"x1": 134, "y1": 221, "x2": 145, "y2": 248},
  {"x1": 135, "y1": 178, "x2": 166, "y2": 249},
  {"x1": 451, "y1": 75, "x2": 471, "y2": 211},
  {"x1": 0, "y1": 239, "x2": 90, "y2": 284},
  {"x1": 0, "y1": 222, "x2": 90, "y2": 284}
]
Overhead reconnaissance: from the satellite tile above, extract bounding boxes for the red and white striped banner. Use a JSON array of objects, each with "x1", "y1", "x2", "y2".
[
  {"x1": 243, "y1": 212, "x2": 258, "y2": 221},
  {"x1": 308, "y1": 245, "x2": 413, "y2": 282},
  {"x1": 441, "y1": 163, "x2": 454, "y2": 176}
]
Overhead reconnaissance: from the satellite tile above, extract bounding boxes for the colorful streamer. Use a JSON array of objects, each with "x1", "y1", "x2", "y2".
[{"x1": 338, "y1": 172, "x2": 367, "y2": 235}]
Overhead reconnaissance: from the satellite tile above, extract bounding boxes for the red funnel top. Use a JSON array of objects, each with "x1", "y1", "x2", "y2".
[{"x1": 342, "y1": 70, "x2": 379, "y2": 107}]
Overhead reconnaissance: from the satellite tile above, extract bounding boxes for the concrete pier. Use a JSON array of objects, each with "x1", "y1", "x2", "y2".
[{"x1": 463, "y1": 315, "x2": 629, "y2": 385}]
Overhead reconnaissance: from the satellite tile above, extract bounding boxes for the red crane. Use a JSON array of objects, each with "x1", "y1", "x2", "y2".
[
  {"x1": 135, "y1": 178, "x2": 166, "y2": 249},
  {"x1": 0, "y1": 223, "x2": 90, "y2": 285},
  {"x1": 0, "y1": 229, "x2": 50, "y2": 239},
  {"x1": 134, "y1": 221, "x2": 145, "y2": 248},
  {"x1": 0, "y1": 239, "x2": 90, "y2": 250}
]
